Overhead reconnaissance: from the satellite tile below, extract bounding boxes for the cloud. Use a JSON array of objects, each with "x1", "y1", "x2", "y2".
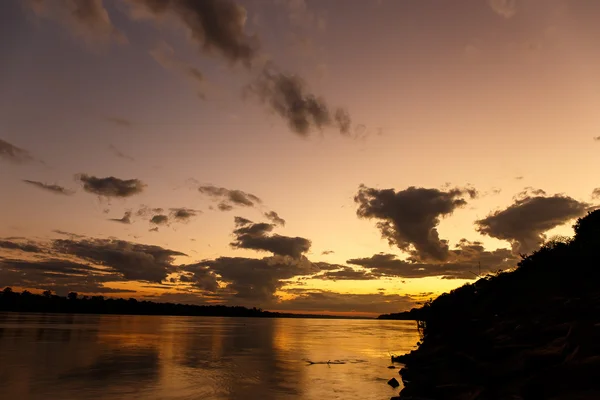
[
  {"x1": 27, "y1": 0, "x2": 126, "y2": 45},
  {"x1": 169, "y1": 208, "x2": 200, "y2": 222},
  {"x1": 186, "y1": 255, "x2": 318, "y2": 301},
  {"x1": 22, "y1": 180, "x2": 74, "y2": 195},
  {"x1": 594, "y1": 136, "x2": 600, "y2": 142},
  {"x1": 77, "y1": 174, "x2": 146, "y2": 197},
  {"x1": 199, "y1": 185, "x2": 262, "y2": 208},
  {"x1": 276, "y1": 290, "x2": 415, "y2": 315},
  {"x1": 130, "y1": 0, "x2": 258, "y2": 66},
  {"x1": 245, "y1": 66, "x2": 351, "y2": 136},
  {"x1": 53, "y1": 238, "x2": 186, "y2": 282},
  {"x1": 347, "y1": 240, "x2": 517, "y2": 280},
  {"x1": 321, "y1": 250, "x2": 334, "y2": 255},
  {"x1": 0, "y1": 258, "x2": 130, "y2": 295},
  {"x1": 108, "y1": 144, "x2": 135, "y2": 161},
  {"x1": 218, "y1": 202, "x2": 234, "y2": 211},
  {"x1": 488, "y1": 0, "x2": 517, "y2": 18},
  {"x1": 0, "y1": 138, "x2": 35, "y2": 164},
  {"x1": 231, "y1": 217, "x2": 311, "y2": 258},
  {"x1": 313, "y1": 267, "x2": 377, "y2": 281},
  {"x1": 105, "y1": 116, "x2": 133, "y2": 128},
  {"x1": 109, "y1": 211, "x2": 132, "y2": 224},
  {"x1": 476, "y1": 193, "x2": 589, "y2": 254},
  {"x1": 150, "y1": 215, "x2": 169, "y2": 225},
  {"x1": 354, "y1": 184, "x2": 476, "y2": 261},
  {"x1": 264, "y1": 211, "x2": 285, "y2": 226},
  {"x1": 0, "y1": 240, "x2": 43, "y2": 253}
]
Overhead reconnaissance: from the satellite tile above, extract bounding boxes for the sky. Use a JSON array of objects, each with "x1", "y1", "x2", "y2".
[{"x1": 1, "y1": 0, "x2": 599, "y2": 317}]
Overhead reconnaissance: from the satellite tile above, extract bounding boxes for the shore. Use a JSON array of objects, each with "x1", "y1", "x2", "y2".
[{"x1": 389, "y1": 211, "x2": 600, "y2": 399}]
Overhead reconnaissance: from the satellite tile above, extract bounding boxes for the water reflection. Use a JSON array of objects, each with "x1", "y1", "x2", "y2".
[{"x1": 0, "y1": 313, "x2": 419, "y2": 400}]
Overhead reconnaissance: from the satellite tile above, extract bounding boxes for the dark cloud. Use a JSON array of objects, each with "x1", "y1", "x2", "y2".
[
  {"x1": 52, "y1": 230, "x2": 86, "y2": 239},
  {"x1": 109, "y1": 211, "x2": 132, "y2": 224},
  {"x1": 53, "y1": 238, "x2": 186, "y2": 282},
  {"x1": 245, "y1": 66, "x2": 351, "y2": 136},
  {"x1": 354, "y1": 184, "x2": 476, "y2": 261},
  {"x1": 149, "y1": 227, "x2": 159, "y2": 232},
  {"x1": 594, "y1": 136, "x2": 600, "y2": 142},
  {"x1": 0, "y1": 258, "x2": 128, "y2": 295},
  {"x1": 27, "y1": 0, "x2": 126, "y2": 45},
  {"x1": 264, "y1": 211, "x2": 285, "y2": 226},
  {"x1": 0, "y1": 138, "x2": 35, "y2": 164},
  {"x1": 313, "y1": 267, "x2": 377, "y2": 281},
  {"x1": 22, "y1": 180, "x2": 74, "y2": 195},
  {"x1": 77, "y1": 174, "x2": 146, "y2": 197},
  {"x1": 106, "y1": 116, "x2": 133, "y2": 127},
  {"x1": 150, "y1": 215, "x2": 169, "y2": 225},
  {"x1": 218, "y1": 202, "x2": 234, "y2": 211},
  {"x1": 187, "y1": 255, "x2": 318, "y2": 301},
  {"x1": 591, "y1": 188, "x2": 600, "y2": 200},
  {"x1": 0, "y1": 240, "x2": 43, "y2": 253},
  {"x1": 136, "y1": 206, "x2": 164, "y2": 217},
  {"x1": 348, "y1": 240, "x2": 517, "y2": 280},
  {"x1": 231, "y1": 217, "x2": 311, "y2": 258},
  {"x1": 176, "y1": 265, "x2": 219, "y2": 292},
  {"x1": 476, "y1": 193, "x2": 589, "y2": 254},
  {"x1": 276, "y1": 290, "x2": 415, "y2": 315},
  {"x1": 199, "y1": 185, "x2": 262, "y2": 208},
  {"x1": 170, "y1": 208, "x2": 200, "y2": 222},
  {"x1": 108, "y1": 144, "x2": 135, "y2": 161},
  {"x1": 321, "y1": 250, "x2": 334, "y2": 255},
  {"x1": 132, "y1": 0, "x2": 258, "y2": 66}
]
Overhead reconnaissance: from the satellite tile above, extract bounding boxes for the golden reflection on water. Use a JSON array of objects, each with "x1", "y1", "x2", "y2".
[{"x1": 0, "y1": 313, "x2": 420, "y2": 400}]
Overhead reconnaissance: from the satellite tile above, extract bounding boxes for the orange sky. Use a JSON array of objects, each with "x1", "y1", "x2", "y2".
[{"x1": 1, "y1": 0, "x2": 599, "y2": 316}]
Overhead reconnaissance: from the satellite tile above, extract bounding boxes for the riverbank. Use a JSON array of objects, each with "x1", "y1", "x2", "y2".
[{"x1": 392, "y1": 210, "x2": 600, "y2": 399}]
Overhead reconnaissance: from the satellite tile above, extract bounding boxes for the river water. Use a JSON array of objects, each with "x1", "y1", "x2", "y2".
[{"x1": 0, "y1": 313, "x2": 419, "y2": 400}]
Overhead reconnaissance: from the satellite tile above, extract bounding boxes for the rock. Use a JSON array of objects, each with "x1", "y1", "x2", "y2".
[{"x1": 387, "y1": 377, "x2": 400, "y2": 388}]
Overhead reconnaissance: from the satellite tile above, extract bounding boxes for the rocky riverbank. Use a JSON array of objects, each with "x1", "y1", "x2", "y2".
[{"x1": 388, "y1": 210, "x2": 600, "y2": 400}]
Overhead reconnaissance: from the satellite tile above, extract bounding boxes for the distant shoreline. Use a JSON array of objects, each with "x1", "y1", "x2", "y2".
[{"x1": 0, "y1": 288, "x2": 371, "y2": 320}]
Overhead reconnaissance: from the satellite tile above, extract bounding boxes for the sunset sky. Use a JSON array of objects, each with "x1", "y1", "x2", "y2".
[{"x1": 1, "y1": 0, "x2": 599, "y2": 316}]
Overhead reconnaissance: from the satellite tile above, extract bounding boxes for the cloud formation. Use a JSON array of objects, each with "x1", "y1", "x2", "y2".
[
  {"x1": 355, "y1": 184, "x2": 477, "y2": 261},
  {"x1": 199, "y1": 185, "x2": 262, "y2": 208},
  {"x1": 0, "y1": 139, "x2": 34, "y2": 164},
  {"x1": 245, "y1": 66, "x2": 351, "y2": 136},
  {"x1": 231, "y1": 217, "x2": 311, "y2": 258},
  {"x1": 27, "y1": 0, "x2": 126, "y2": 45},
  {"x1": 150, "y1": 215, "x2": 169, "y2": 226},
  {"x1": 187, "y1": 255, "x2": 318, "y2": 301},
  {"x1": 77, "y1": 174, "x2": 146, "y2": 197},
  {"x1": 170, "y1": 208, "x2": 200, "y2": 222},
  {"x1": 131, "y1": 0, "x2": 258, "y2": 65},
  {"x1": 53, "y1": 238, "x2": 186, "y2": 282},
  {"x1": 488, "y1": 0, "x2": 517, "y2": 18},
  {"x1": 0, "y1": 258, "x2": 128, "y2": 295},
  {"x1": 476, "y1": 193, "x2": 589, "y2": 254},
  {"x1": 0, "y1": 240, "x2": 43, "y2": 253},
  {"x1": 264, "y1": 211, "x2": 285, "y2": 226},
  {"x1": 22, "y1": 180, "x2": 74, "y2": 195},
  {"x1": 348, "y1": 239, "x2": 517, "y2": 280},
  {"x1": 592, "y1": 188, "x2": 600, "y2": 200},
  {"x1": 109, "y1": 211, "x2": 132, "y2": 224}
]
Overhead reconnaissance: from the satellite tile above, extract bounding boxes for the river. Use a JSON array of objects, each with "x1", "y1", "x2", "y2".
[{"x1": 0, "y1": 313, "x2": 419, "y2": 400}]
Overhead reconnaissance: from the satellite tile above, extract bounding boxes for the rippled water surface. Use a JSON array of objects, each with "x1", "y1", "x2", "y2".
[{"x1": 0, "y1": 313, "x2": 419, "y2": 400}]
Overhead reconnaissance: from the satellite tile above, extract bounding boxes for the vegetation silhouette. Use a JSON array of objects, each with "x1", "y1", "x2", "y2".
[
  {"x1": 0, "y1": 290, "x2": 357, "y2": 319},
  {"x1": 384, "y1": 209, "x2": 600, "y2": 399}
]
